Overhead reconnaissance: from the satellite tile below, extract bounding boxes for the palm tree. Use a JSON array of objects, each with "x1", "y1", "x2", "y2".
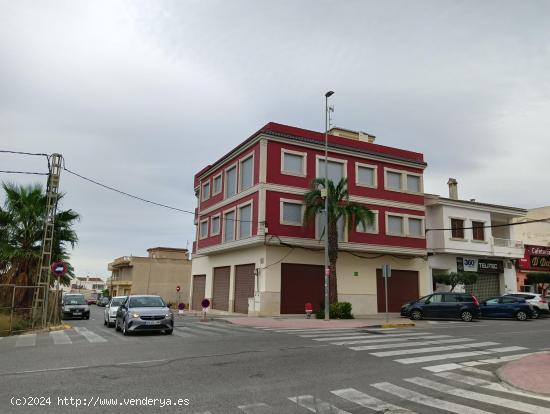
[
  {"x1": 303, "y1": 177, "x2": 374, "y2": 304},
  {"x1": 0, "y1": 182, "x2": 79, "y2": 305}
]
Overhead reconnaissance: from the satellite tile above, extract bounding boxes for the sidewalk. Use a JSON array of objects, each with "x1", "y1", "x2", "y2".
[
  {"x1": 220, "y1": 314, "x2": 414, "y2": 329},
  {"x1": 498, "y1": 352, "x2": 550, "y2": 395}
]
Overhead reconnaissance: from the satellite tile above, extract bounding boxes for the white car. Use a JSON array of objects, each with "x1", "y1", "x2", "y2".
[
  {"x1": 504, "y1": 292, "x2": 548, "y2": 319},
  {"x1": 104, "y1": 296, "x2": 127, "y2": 327}
]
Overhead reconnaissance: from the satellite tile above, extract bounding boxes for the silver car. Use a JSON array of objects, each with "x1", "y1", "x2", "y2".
[
  {"x1": 115, "y1": 295, "x2": 173, "y2": 335},
  {"x1": 104, "y1": 296, "x2": 127, "y2": 327}
]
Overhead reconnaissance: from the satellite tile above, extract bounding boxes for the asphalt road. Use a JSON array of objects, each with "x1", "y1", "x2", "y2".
[{"x1": 1, "y1": 306, "x2": 549, "y2": 413}]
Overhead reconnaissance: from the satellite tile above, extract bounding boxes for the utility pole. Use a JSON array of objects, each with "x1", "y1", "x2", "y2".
[{"x1": 32, "y1": 153, "x2": 62, "y2": 328}]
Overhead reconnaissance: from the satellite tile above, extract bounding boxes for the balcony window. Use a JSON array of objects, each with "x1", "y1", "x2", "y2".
[
  {"x1": 223, "y1": 211, "x2": 235, "y2": 242},
  {"x1": 451, "y1": 218, "x2": 464, "y2": 239},
  {"x1": 238, "y1": 204, "x2": 252, "y2": 239},
  {"x1": 387, "y1": 215, "x2": 404, "y2": 235},
  {"x1": 472, "y1": 221, "x2": 485, "y2": 241},
  {"x1": 225, "y1": 166, "x2": 237, "y2": 198},
  {"x1": 239, "y1": 156, "x2": 253, "y2": 191}
]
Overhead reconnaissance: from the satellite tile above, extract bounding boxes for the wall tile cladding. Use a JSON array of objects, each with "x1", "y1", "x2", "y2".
[{"x1": 198, "y1": 144, "x2": 260, "y2": 211}]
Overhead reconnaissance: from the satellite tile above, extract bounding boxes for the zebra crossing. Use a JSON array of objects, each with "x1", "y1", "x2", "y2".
[
  {"x1": 194, "y1": 363, "x2": 550, "y2": 413},
  {"x1": 1, "y1": 321, "x2": 263, "y2": 349},
  {"x1": 256, "y1": 326, "x2": 531, "y2": 370}
]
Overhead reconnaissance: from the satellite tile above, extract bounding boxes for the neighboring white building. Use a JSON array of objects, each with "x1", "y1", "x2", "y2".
[
  {"x1": 426, "y1": 179, "x2": 527, "y2": 299},
  {"x1": 69, "y1": 276, "x2": 107, "y2": 299}
]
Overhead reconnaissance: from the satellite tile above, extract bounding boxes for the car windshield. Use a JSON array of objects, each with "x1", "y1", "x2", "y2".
[
  {"x1": 128, "y1": 296, "x2": 165, "y2": 308},
  {"x1": 64, "y1": 296, "x2": 85, "y2": 305},
  {"x1": 110, "y1": 298, "x2": 126, "y2": 306}
]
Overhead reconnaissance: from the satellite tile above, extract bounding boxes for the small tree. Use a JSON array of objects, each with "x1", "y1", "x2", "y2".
[
  {"x1": 526, "y1": 272, "x2": 550, "y2": 294},
  {"x1": 101, "y1": 288, "x2": 110, "y2": 298},
  {"x1": 433, "y1": 271, "x2": 478, "y2": 291}
]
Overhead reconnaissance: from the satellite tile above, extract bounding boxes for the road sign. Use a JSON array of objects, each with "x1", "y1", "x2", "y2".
[
  {"x1": 176, "y1": 285, "x2": 180, "y2": 292},
  {"x1": 51, "y1": 261, "x2": 68, "y2": 277},
  {"x1": 201, "y1": 298, "x2": 210, "y2": 309}
]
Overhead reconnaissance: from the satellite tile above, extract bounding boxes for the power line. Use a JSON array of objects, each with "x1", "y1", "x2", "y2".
[
  {"x1": 0, "y1": 170, "x2": 49, "y2": 176},
  {"x1": 0, "y1": 150, "x2": 49, "y2": 158}
]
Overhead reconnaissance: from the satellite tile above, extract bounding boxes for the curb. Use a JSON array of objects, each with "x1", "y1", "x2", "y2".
[
  {"x1": 364, "y1": 323, "x2": 416, "y2": 329},
  {"x1": 496, "y1": 352, "x2": 549, "y2": 397}
]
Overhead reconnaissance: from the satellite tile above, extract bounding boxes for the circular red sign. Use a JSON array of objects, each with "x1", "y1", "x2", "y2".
[
  {"x1": 51, "y1": 261, "x2": 67, "y2": 277},
  {"x1": 176, "y1": 285, "x2": 180, "y2": 292},
  {"x1": 201, "y1": 298, "x2": 210, "y2": 308}
]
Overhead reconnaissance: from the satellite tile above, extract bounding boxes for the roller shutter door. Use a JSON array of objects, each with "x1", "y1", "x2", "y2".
[
  {"x1": 281, "y1": 263, "x2": 324, "y2": 314},
  {"x1": 234, "y1": 264, "x2": 255, "y2": 314},
  {"x1": 376, "y1": 269, "x2": 419, "y2": 312},
  {"x1": 191, "y1": 275, "x2": 206, "y2": 311},
  {"x1": 212, "y1": 266, "x2": 230, "y2": 311},
  {"x1": 465, "y1": 274, "x2": 500, "y2": 300}
]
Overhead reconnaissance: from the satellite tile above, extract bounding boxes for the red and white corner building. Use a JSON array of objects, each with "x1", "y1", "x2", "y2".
[
  {"x1": 190, "y1": 122, "x2": 428, "y2": 316},
  {"x1": 517, "y1": 245, "x2": 550, "y2": 292}
]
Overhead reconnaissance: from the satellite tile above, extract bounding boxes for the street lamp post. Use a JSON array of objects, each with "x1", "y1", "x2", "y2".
[{"x1": 324, "y1": 90, "x2": 334, "y2": 321}]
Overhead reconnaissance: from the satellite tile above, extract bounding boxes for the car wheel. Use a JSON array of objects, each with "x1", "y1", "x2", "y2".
[
  {"x1": 122, "y1": 319, "x2": 130, "y2": 336},
  {"x1": 460, "y1": 310, "x2": 473, "y2": 322},
  {"x1": 532, "y1": 308, "x2": 540, "y2": 319},
  {"x1": 115, "y1": 318, "x2": 121, "y2": 332},
  {"x1": 516, "y1": 311, "x2": 528, "y2": 321},
  {"x1": 165, "y1": 329, "x2": 173, "y2": 335},
  {"x1": 410, "y1": 310, "x2": 423, "y2": 320}
]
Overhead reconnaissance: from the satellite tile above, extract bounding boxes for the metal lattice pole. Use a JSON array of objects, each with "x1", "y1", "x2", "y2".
[{"x1": 31, "y1": 153, "x2": 62, "y2": 328}]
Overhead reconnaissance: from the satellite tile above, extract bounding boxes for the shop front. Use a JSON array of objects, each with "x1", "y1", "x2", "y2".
[
  {"x1": 516, "y1": 245, "x2": 550, "y2": 293},
  {"x1": 457, "y1": 257, "x2": 505, "y2": 299}
]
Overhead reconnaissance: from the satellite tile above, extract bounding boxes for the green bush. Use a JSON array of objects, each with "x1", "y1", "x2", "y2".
[{"x1": 315, "y1": 302, "x2": 354, "y2": 319}]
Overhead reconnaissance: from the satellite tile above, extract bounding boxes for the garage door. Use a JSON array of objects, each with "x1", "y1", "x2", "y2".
[
  {"x1": 376, "y1": 269, "x2": 419, "y2": 312},
  {"x1": 465, "y1": 274, "x2": 500, "y2": 301},
  {"x1": 234, "y1": 264, "x2": 255, "y2": 314},
  {"x1": 281, "y1": 263, "x2": 324, "y2": 314},
  {"x1": 212, "y1": 266, "x2": 230, "y2": 311},
  {"x1": 191, "y1": 275, "x2": 206, "y2": 311}
]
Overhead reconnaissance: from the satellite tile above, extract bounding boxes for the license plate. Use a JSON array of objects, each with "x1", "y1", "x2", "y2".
[
  {"x1": 145, "y1": 320, "x2": 160, "y2": 325},
  {"x1": 73, "y1": 312, "x2": 82, "y2": 315}
]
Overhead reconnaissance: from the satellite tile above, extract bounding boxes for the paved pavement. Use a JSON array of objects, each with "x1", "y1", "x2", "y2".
[
  {"x1": 1, "y1": 307, "x2": 550, "y2": 413},
  {"x1": 498, "y1": 352, "x2": 550, "y2": 395}
]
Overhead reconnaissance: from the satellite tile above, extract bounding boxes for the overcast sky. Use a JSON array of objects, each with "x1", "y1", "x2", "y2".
[{"x1": 1, "y1": 0, "x2": 549, "y2": 278}]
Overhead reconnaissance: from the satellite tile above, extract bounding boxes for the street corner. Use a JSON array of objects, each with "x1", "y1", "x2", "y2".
[{"x1": 497, "y1": 352, "x2": 550, "y2": 396}]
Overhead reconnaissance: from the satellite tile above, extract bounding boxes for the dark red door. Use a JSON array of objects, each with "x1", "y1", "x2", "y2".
[
  {"x1": 376, "y1": 269, "x2": 419, "y2": 312},
  {"x1": 281, "y1": 263, "x2": 324, "y2": 314}
]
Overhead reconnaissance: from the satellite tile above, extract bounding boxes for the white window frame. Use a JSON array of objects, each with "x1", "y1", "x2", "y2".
[
  {"x1": 355, "y1": 162, "x2": 378, "y2": 188},
  {"x1": 315, "y1": 155, "x2": 348, "y2": 182},
  {"x1": 222, "y1": 207, "x2": 237, "y2": 243},
  {"x1": 385, "y1": 213, "x2": 406, "y2": 236},
  {"x1": 406, "y1": 214, "x2": 425, "y2": 238},
  {"x1": 210, "y1": 213, "x2": 221, "y2": 236},
  {"x1": 236, "y1": 200, "x2": 254, "y2": 239},
  {"x1": 405, "y1": 172, "x2": 424, "y2": 194},
  {"x1": 201, "y1": 181, "x2": 211, "y2": 201},
  {"x1": 281, "y1": 148, "x2": 307, "y2": 177},
  {"x1": 384, "y1": 167, "x2": 424, "y2": 194},
  {"x1": 355, "y1": 210, "x2": 379, "y2": 234},
  {"x1": 280, "y1": 198, "x2": 304, "y2": 226},
  {"x1": 238, "y1": 153, "x2": 255, "y2": 193},
  {"x1": 224, "y1": 162, "x2": 238, "y2": 199},
  {"x1": 212, "y1": 173, "x2": 223, "y2": 196},
  {"x1": 199, "y1": 218, "x2": 209, "y2": 240}
]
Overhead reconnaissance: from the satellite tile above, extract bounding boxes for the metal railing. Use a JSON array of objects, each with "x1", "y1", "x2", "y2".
[
  {"x1": 0, "y1": 284, "x2": 49, "y2": 336},
  {"x1": 493, "y1": 238, "x2": 524, "y2": 249}
]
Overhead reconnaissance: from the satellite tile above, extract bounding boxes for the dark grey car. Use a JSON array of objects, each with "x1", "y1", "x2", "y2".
[{"x1": 115, "y1": 295, "x2": 173, "y2": 335}]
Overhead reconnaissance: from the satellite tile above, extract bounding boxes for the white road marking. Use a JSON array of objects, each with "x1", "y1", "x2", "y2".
[
  {"x1": 370, "y1": 341, "x2": 500, "y2": 357},
  {"x1": 478, "y1": 353, "x2": 533, "y2": 364},
  {"x1": 372, "y1": 381, "x2": 493, "y2": 414},
  {"x1": 395, "y1": 350, "x2": 493, "y2": 364},
  {"x1": 331, "y1": 387, "x2": 416, "y2": 413},
  {"x1": 486, "y1": 346, "x2": 527, "y2": 353},
  {"x1": 15, "y1": 334, "x2": 36, "y2": 347},
  {"x1": 50, "y1": 330, "x2": 72, "y2": 345},
  {"x1": 461, "y1": 361, "x2": 489, "y2": 367},
  {"x1": 172, "y1": 328, "x2": 198, "y2": 338},
  {"x1": 349, "y1": 337, "x2": 474, "y2": 351},
  {"x1": 318, "y1": 332, "x2": 432, "y2": 343},
  {"x1": 344, "y1": 335, "x2": 451, "y2": 347},
  {"x1": 189, "y1": 323, "x2": 238, "y2": 334},
  {"x1": 18, "y1": 365, "x2": 89, "y2": 374},
  {"x1": 276, "y1": 328, "x2": 362, "y2": 334},
  {"x1": 407, "y1": 376, "x2": 550, "y2": 414},
  {"x1": 459, "y1": 366, "x2": 496, "y2": 377},
  {"x1": 423, "y1": 363, "x2": 464, "y2": 373},
  {"x1": 116, "y1": 359, "x2": 168, "y2": 366},
  {"x1": 299, "y1": 332, "x2": 366, "y2": 338},
  {"x1": 73, "y1": 327, "x2": 107, "y2": 343},
  {"x1": 238, "y1": 403, "x2": 275, "y2": 413},
  {"x1": 288, "y1": 395, "x2": 351, "y2": 413}
]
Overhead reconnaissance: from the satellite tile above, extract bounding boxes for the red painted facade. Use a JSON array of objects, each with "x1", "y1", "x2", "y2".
[{"x1": 193, "y1": 122, "x2": 427, "y2": 253}]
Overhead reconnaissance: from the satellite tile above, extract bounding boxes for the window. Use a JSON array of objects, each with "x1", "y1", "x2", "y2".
[
  {"x1": 199, "y1": 220, "x2": 208, "y2": 239},
  {"x1": 472, "y1": 221, "x2": 485, "y2": 241},
  {"x1": 213, "y1": 174, "x2": 222, "y2": 195},
  {"x1": 485, "y1": 298, "x2": 500, "y2": 305},
  {"x1": 318, "y1": 213, "x2": 344, "y2": 241},
  {"x1": 386, "y1": 171, "x2": 402, "y2": 190},
  {"x1": 202, "y1": 182, "x2": 210, "y2": 201},
  {"x1": 408, "y1": 217, "x2": 423, "y2": 236},
  {"x1": 223, "y1": 211, "x2": 235, "y2": 242},
  {"x1": 238, "y1": 204, "x2": 252, "y2": 239},
  {"x1": 211, "y1": 215, "x2": 220, "y2": 235},
  {"x1": 317, "y1": 158, "x2": 345, "y2": 184},
  {"x1": 428, "y1": 294, "x2": 443, "y2": 303},
  {"x1": 239, "y1": 156, "x2": 253, "y2": 191},
  {"x1": 451, "y1": 218, "x2": 464, "y2": 239},
  {"x1": 282, "y1": 150, "x2": 306, "y2": 176},
  {"x1": 225, "y1": 166, "x2": 237, "y2": 198},
  {"x1": 281, "y1": 201, "x2": 302, "y2": 226},
  {"x1": 406, "y1": 174, "x2": 421, "y2": 193},
  {"x1": 356, "y1": 164, "x2": 376, "y2": 187},
  {"x1": 443, "y1": 294, "x2": 459, "y2": 303},
  {"x1": 387, "y1": 215, "x2": 404, "y2": 235},
  {"x1": 356, "y1": 213, "x2": 378, "y2": 233}
]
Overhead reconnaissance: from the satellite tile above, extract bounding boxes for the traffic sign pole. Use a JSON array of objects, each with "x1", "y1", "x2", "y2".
[{"x1": 383, "y1": 264, "x2": 391, "y2": 324}]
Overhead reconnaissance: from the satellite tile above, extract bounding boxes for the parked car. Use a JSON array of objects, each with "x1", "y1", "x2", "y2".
[
  {"x1": 61, "y1": 294, "x2": 90, "y2": 319},
  {"x1": 86, "y1": 298, "x2": 97, "y2": 305},
  {"x1": 97, "y1": 297, "x2": 110, "y2": 307},
  {"x1": 104, "y1": 296, "x2": 127, "y2": 327},
  {"x1": 503, "y1": 292, "x2": 548, "y2": 319},
  {"x1": 480, "y1": 296, "x2": 534, "y2": 320},
  {"x1": 401, "y1": 292, "x2": 480, "y2": 322},
  {"x1": 115, "y1": 295, "x2": 173, "y2": 335}
]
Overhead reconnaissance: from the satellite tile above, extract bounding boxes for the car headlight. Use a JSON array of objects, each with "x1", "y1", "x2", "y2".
[
  {"x1": 131, "y1": 313, "x2": 140, "y2": 319},
  {"x1": 165, "y1": 313, "x2": 173, "y2": 319}
]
